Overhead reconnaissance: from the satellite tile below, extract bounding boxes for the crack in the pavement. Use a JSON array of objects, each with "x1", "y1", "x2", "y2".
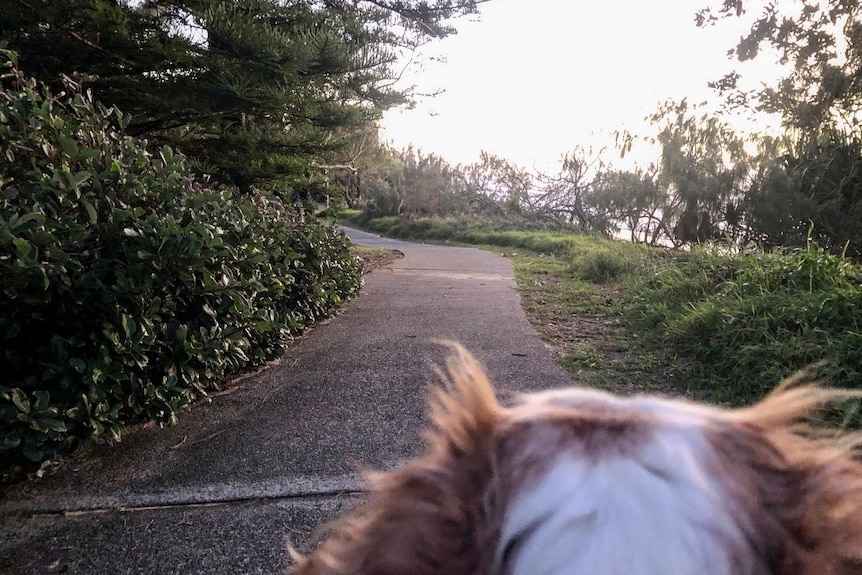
[
  {"x1": 23, "y1": 488, "x2": 365, "y2": 518},
  {"x1": 2, "y1": 475, "x2": 371, "y2": 518}
]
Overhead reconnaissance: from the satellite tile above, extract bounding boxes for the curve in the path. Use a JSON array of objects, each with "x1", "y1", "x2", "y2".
[{"x1": 0, "y1": 226, "x2": 575, "y2": 575}]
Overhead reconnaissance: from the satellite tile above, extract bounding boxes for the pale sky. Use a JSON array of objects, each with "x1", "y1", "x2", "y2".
[{"x1": 379, "y1": 0, "x2": 782, "y2": 171}]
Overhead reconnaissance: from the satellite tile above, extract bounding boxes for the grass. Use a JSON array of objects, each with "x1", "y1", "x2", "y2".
[
  {"x1": 341, "y1": 212, "x2": 862, "y2": 409},
  {"x1": 628, "y1": 248, "x2": 862, "y2": 404},
  {"x1": 338, "y1": 210, "x2": 593, "y2": 254},
  {"x1": 510, "y1": 252, "x2": 687, "y2": 395}
]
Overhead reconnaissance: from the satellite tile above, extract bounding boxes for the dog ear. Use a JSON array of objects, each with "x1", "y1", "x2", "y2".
[
  {"x1": 426, "y1": 341, "x2": 503, "y2": 454},
  {"x1": 290, "y1": 344, "x2": 503, "y2": 575},
  {"x1": 731, "y1": 383, "x2": 862, "y2": 574},
  {"x1": 775, "y1": 431, "x2": 862, "y2": 574}
]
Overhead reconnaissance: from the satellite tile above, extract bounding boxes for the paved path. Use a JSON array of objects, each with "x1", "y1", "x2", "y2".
[{"x1": 0, "y1": 227, "x2": 573, "y2": 575}]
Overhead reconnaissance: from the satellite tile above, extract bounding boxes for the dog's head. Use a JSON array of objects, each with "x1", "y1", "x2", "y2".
[{"x1": 291, "y1": 345, "x2": 862, "y2": 575}]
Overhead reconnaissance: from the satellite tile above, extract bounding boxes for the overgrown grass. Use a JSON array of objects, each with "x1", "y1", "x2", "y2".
[
  {"x1": 628, "y1": 247, "x2": 862, "y2": 403},
  {"x1": 342, "y1": 213, "x2": 862, "y2": 406}
]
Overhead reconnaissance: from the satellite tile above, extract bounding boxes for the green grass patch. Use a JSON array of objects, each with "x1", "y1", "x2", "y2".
[
  {"x1": 511, "y1": 251, "x2": 686, "y2": 395},
  {"x1": 338, "y1": 211, "x2": 629, "y2": 257},
  {"x1": 626, "y1": 246, "x2": 862, "y2": 404}
]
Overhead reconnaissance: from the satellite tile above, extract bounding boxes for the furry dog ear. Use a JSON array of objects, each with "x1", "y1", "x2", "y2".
[
  {"x1": 426, "y1": 341, "x2": 503, "y2": 453},
  {"x1": 729, "y1": 383, "x2": 862, "y2": 574},
  {"x1": 290, "y1": 344, "x2": 503, "y2": 575}
]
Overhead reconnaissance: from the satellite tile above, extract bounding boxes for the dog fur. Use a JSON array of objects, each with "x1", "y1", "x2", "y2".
[{"x1": 290, "y1": 344, "x2": 862, "y2": 575}]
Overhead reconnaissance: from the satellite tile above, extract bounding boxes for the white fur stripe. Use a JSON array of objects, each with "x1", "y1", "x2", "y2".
[{"x1": 499, "y1": 426, "x2": 744, "y2": 575}]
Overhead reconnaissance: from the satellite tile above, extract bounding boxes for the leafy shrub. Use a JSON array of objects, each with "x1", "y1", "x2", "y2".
[
  {"x1": 0, "y1": 52, "x2": 361, "y2": 476},
  {"x1": 364, "y1": 187, "x2": 403, "y2": 218}
]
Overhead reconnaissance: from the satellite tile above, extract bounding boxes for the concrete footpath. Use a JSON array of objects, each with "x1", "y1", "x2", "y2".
[{"x1": 0, "y1": 227, "x2": 574, "y2": 574}]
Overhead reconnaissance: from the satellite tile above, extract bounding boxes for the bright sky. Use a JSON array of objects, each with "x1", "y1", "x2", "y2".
[{"x1": 379, "y1": 0, "x2": 782, "y2": 171}]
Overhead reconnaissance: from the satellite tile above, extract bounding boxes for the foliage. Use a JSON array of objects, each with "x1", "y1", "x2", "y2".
[
  {"x1": 459, "y1": 152, "x2": 534, "y2": 216},
  {"x1": 531, "y1": 146, "x2": 614, "y2": 235},
  {"x1": 333, "y1": 140, "x2": 612, "y2": 233},
  {"x1": 322, "y1": 127, "x2": 399, "y2": 208},
  {"x1": 384, "y1": 147, "x2": 459, "y2": 217},
  {"x1": 572, "y1": 249, "x2": 635, "y2": 284},
  {"x1": 589, "y1": 168, "x2": 666, "y2": 245},
  {"x1": 649, "y1": 99, "x2": 752, "y2": 244},
  {"x1": 697, "y1": 0, "x2": 862, "y2": 141},
  {"x1": 627, "y1": 245, "x2": 862, "y2": 402},
  {"x1": 320, "y1": 1, "x2": 862, "y2": 260},
  {"x1": 339, "y1": 211, "x2": 598, "y2": 255},
  {"x1": 0, "y1": 53, "x2": 361, "y2": 475},
  {"x1": 690, "y1": 1, "x2": 862, "y2": 256},
  {"x1": 1, "y1": 0, "x2": 485, "y2": 191},
  {"x1": 510, "y1": 250, "x2": 682, "y2": 395},
  {"x1": 578, "y1": 98, "x2": 862, "y2": 256},
  {"x1": 743, "y1": 135, "x2": 862, "y2": 254}
]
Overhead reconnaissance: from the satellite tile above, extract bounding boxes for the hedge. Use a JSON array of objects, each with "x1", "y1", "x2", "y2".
[{"x1": 0, "y1": 51, "x2": 361, "y2": 476}]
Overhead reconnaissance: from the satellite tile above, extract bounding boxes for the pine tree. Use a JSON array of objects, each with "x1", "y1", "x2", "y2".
[{"x1": 2, "y1": 0, "x2": 483, "y2": 192}]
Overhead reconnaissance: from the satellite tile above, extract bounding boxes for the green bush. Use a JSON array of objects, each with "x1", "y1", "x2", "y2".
[
  {"x1": 0, "y1": 52, "x2": 361, "y2": 476},
  {"x1": 364, "y1": 187, "x2": 404, "y2": 218}
]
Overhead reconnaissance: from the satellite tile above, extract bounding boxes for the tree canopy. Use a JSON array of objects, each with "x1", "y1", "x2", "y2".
[
  {"x1": 697, "y1": 0, "x2": 862, "y2": 143},
  {"x1": 692, "y1": 0, "x2": 862, "y2": 254},
  {"x1": 1, "y1": 0, "x2": 484, "y2": 191}
]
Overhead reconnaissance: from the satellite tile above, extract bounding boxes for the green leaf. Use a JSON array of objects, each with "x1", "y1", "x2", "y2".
[
  {"x1": 31, "y1": 230, "x2": 55, "y2": 247},
  {"x1": 13, "y1": 237, "x2": 32, "y2": 259},
  {"x1": 71, "y1": 171, "x2": 91, "y2": 188},
  {"x1": 147, "y1": 297, "x2": 162, "y2": 314},
  {"x1": 41, "y1": 418, "x2": 67, "y2": 433},
  {"x1": 32, "y1": 390, "x2": 50, "y2": 410},
  {"x1": 50, "y1": 335, "x2": 69, "y2": 360},
  {"x1": 69, "y1": 358, "x2": 87, "y2": 373},
  {"x1": 8, "y1": 211, "x2": 45, "y2": 232},
  {"x1": 90, "y1": 420, "x2": 104, "y2": 437},
  {"x1": 21, "y1": 445, "x2": 44, "y2": 462},
  {"x1": 11, "y1": 389, "x2": 30, "y2": 414},
  {"x1": 82, "y1": 199, "x2": 98, "y2": 224},
  {"x1": 4, "y1": 322, "x2": 21, "y2": 339},
  {"x1": 58, "y1": 136, "x2": 78, "y2": 158},
  {"x1": 3, "y1": 434, "x2": 21, "y2": 449},
  {"x1": 121, "y1": 314, "x2": 137, "y2": 338}
]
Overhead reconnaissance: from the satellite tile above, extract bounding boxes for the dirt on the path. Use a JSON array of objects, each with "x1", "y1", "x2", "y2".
[{"x1": 354, "y1": 247, "x2": 404, "y2": 273}]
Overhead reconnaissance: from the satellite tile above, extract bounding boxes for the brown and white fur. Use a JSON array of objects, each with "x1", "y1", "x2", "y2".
[{"x1": 291, "y1": 344, "x2": 862, "y2": 575}]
